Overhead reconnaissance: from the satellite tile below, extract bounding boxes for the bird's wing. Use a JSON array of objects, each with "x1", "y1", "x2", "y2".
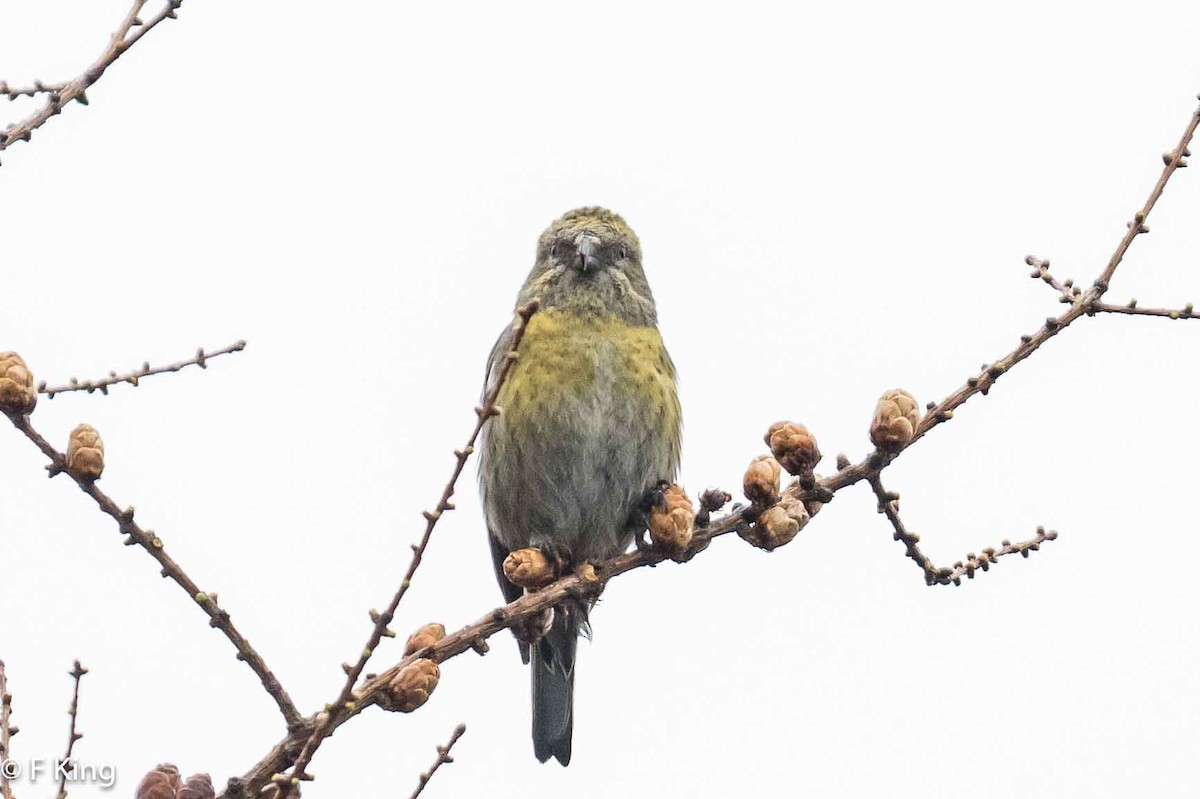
[
  {"x1": 481, "y1": 323, "x2": 513, "y2": 401},
  {"x1": 489, "y1": 530, "x2": 529, "y2": 664},
  {"x1": 481, "y1": 323, "x2": 529, "y2": 661}
]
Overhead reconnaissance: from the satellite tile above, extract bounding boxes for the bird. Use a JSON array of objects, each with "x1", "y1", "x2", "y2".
[{"x1": 478, "y1": 207, "x2": 681, "y2": 765}]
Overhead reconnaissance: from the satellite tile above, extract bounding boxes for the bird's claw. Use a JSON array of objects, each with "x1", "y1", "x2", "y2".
[
  {"x1": 535, "y1": 541, "x2": 571, "y2": 577},
  {"x1": 512, "y1": 601, "x2": 554, "y2": 648}
]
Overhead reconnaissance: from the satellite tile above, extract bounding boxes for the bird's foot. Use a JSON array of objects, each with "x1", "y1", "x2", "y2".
[
  {"x1": 535, "y1": 541, "x2": 572, "y2": 577},
  {"x1": 511, "y1": 598, "x2": 554, "y2": 648},
  {"x1": 632, "y1": 529, "x2": 654, "y2": 554},
  {"x1": 641, "y1": 480, "x2": 672, "y2": 513},
  {"x1": 631, "y1": 480, "x2": 673, "y2": 559}
]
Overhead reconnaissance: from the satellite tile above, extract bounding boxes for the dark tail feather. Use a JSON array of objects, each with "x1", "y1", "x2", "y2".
[{"x1": 531, "y1": 611, "x2": 577, "y2": 765}]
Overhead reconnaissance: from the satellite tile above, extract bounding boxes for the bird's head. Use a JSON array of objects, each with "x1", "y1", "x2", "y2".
[{"x1": 518, "y1": 207, "x2": 657, "y2": 326}]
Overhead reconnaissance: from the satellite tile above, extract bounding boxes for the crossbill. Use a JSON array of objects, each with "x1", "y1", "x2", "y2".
[{"x1": 478, "y1": 207, "x2": 682, "y2": 765}]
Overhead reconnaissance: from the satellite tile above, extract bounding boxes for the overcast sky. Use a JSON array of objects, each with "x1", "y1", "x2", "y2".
[{"x1": 2, "y1": 2, "x2": 1199, "y2": 797}]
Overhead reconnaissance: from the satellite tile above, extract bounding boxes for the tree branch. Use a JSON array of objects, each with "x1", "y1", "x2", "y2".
[
  {"x1": 222, "y1": 506, "x2": 754, "y2": 797},
  {"x1": 0, "y1": 0, "x2": 186, "y2": 164},
  {"x1": 0, "y1": 411, "x2": 303, "y2": 731},
  {"x1": 868, "y1": 474, "x2": 1056, "y2": 586},
  {"x1": 272, "y1": 301, "x2": 540, "y2": 796},
  {"x1": 38, "y1": 341, "x2": 246, "y2": 398},
  {"x1": 1090, "y1": 301, "x2": 1196, "y2": 320},
  {"x1": 56, "y1": 660, "x2": 88, "y2": 799},
  {"x1": 410, "y1": 723, "x2": 466, "y2": 799},
  {"x1": 0, "y1": 661, "x2": 14, "y2": 799},
  {"x1": 818, "y1": 98, "x2": 1200, "y2": 494},
  {"x1": 0, "y1": 80, "x2": 68, "y2": 100}
]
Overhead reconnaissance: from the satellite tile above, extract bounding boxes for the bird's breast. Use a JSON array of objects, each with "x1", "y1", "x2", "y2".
[{"x1": 495, "y1": 310, "x2": 677, "y2": 438}]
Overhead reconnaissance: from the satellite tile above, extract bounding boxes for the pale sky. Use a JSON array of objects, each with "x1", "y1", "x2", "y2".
[{"x1": 2, "y1": 2, "x2": 1199, "y2": 797}]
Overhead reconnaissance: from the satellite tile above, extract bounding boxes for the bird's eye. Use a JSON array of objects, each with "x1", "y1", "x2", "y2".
[
  {"x1": 617, "y1": 246, "x2": 628, "y2": 260},
  {"x1": 549, "y1": 242, "x2": 560, "y2": 258}
]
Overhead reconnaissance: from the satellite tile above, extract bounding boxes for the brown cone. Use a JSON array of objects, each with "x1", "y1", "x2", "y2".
[
  {"x1": 136, "y1": 764, "x2": 181, "y2": 799},
  {"x1": 0, "y1": 352, "x2": 36, "y2": 415},
  {"x1": 764, "y1": 421, "x2": 821, "y2": 478},
  {"x1": 869, "y1": 389, "x2": 921, "y2": 452},
  {"x1": 740, "y1": 496, "x2": 810, "y2": 552},
  {"x1": 743, "y1": 454, "x2": 782, "y2": 505},
  {"x1": 178, "y1": 774, "x2": 215, "y2": 799},
  {"x1": 404, "y1": 623, "x2": 447, "y2": 656},
  {"x1": 648, "y1": 484, "x2": 695, "y2": 552},
  {"x1": 502, "y1": 547, "x2": 558, "y2": 589},
  {"x1": 380, "y1": 659, "x2": 440, "y2": 713},
  {"x1": 67, "y1": 423, "x2": 105, "y2": 480}
]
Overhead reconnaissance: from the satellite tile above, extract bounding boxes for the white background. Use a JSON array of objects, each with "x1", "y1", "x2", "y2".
[{"x1": 2, "y1": 2, "x2": 1199, "y2": 797}]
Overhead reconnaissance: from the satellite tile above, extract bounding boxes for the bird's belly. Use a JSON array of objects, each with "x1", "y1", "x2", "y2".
[{"x1": 482, "y1": 313, "x2": 679, "y2": 562}]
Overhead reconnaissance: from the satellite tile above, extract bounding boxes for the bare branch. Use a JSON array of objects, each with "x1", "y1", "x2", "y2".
[
  {"x1": 868, "y1": 474, "x2": 1056, "y2": 586},
  {"x1": 820, "y1": 98, "x2": 1200, "y2": 496},
  {"x1": 1025, "y1": 255, "x2": 1077, "y2": 304},
  {"x1": 56, "y1": 660, "x2": 88, "y2": 799},
  {"x1": 1090, "y1": 300, "x2": 1196, "y2": 320},
  {"x1": 221, "y1": 505, "x2": 753, "y2": 797},
  {"x1": 0, "y1": 412, "x2": 302, "y2": 731},
  {"x1": 273, "y1": 300, "x2": 540, "y2": 795},
  {"x1": 0, "y1": 661, "x2": 15, "y2": 799},
  {"x1": 0, "y1": 80, "x2": 68, "y2": 100},
  {"x1": 410, "y1": 724, "x2": 466, "y2": 799},
  {"x1": 38, "y1": 341, "x2": 247, "y2": 398},
  {"x1": 0, "y1": 0, "x2": 186, "y2": 164}
]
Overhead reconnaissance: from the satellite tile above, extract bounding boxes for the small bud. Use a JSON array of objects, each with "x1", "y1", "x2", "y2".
[
  {"x1": 502, "y1": 548, "x2": 557, "y2": 589},
  {"x1": 648, "y1": 484, "x2": 695, "y2": 552},
  {"x1": 136, "y1": 764, "x2": 181, "y2": 799},
  {"x1": 380, "y1": 658, "x2": 440, "y2": 713},
  {"x1": 869, "y1": 389, "x2": 921, "y2": 452},
  {"x1": 66, "y1": 423, "x2": 105, "y2": 479},
  {"x1": 764, "y1": 421, "x2": 821, "y2": 478},
  {"x1": 0, "y1": 352, "x2": 37, "y2": 414},
  {"x1": 739, "y1": 496, "x2": 810, "y2": 551},
  {"x1": 742, "y1": 454, "x2": 781, "y2": 505},
  {"x1": 404, "y1": 623, "x2": 447, "y2": 656}
]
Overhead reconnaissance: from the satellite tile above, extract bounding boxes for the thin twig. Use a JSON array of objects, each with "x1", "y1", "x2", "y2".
[
  {"x1": 868, "y1": 474, "x2": 1056, "y2": 586},
  {"x1": 1090, "y1": 301, "x2": 1196, "y2": 320},
  {"x1": 0, "y1": 0, "x2": 185, "y2": 164},
  {"x1": 0, "y1": 661, "x2": 14, "y2": 799},
  {"x1": 410, "y1": 724, "x2": 466, "y2": 799},
  {"x1": 0, "y1": 80, "x2": 68, "y2": 100},
  {"x1": 0, "y1": 412, "x2": 302, "y2": 731},
  {"x1": 56, "y1": 661, "x2": 87, "y2": 799},
  {"x1": 37, "y1": 341, "x2": 247, "y2": 398},
  {"x1": 1025, "y1": 255, "x2": 1078, "y2": 304},
  {"x1": 271, "y1": 301, "x2": 540, "y2": 796}
]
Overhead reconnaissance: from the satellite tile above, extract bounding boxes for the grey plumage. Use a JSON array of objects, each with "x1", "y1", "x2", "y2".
[{"x1": 478, "y1": 208, "x2": 681, "y2": 765}]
